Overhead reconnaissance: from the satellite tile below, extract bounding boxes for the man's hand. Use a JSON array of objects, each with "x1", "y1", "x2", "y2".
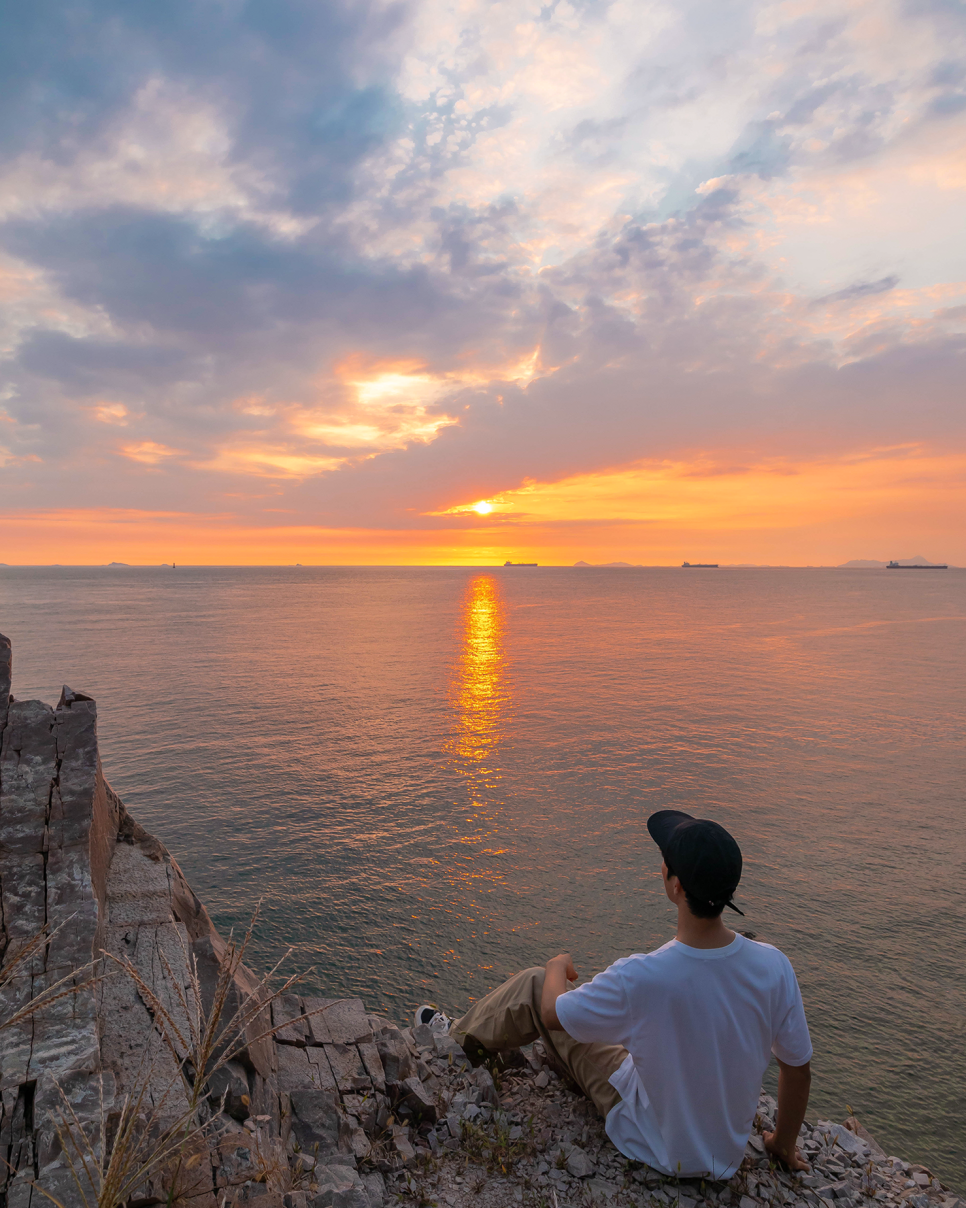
[
  {"x1": 765, "y1": 1058, "x2": 812, "y2": 1172},
  {"x1": 548, "y1": 953, "x2": 578, "y2": 981},
  {"x1": 762, "y1": 1131, "x2": 810, "y2": 1172},
  {"x1": 540, "y1": 953, "x2": 577, "y2": 1030}
]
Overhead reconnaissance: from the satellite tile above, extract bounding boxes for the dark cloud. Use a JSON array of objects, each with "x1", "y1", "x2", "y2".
[{"x1": 810, "y1": 277, "x2": 900, "y2": 306}]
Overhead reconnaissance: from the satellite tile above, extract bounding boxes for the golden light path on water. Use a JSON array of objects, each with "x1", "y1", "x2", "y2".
[
  {"x1": 451, "y1": 574, "x2": 507, "y2": 771},
  {"x1": 439, "y1": 574, "x2": 519, "y2": 989}
]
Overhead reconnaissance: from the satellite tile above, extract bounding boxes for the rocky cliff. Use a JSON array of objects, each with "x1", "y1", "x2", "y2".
[{"x1": 0, "y1": 635, "x2": 436, "y2": 1208}]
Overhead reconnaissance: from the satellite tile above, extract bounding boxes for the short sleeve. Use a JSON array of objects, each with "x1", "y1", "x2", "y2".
[
  {"x1": 554, "y1": 961, "x2": 631, "y2": 1045},
  {"x1": 771, "y1": 965, "x2": 813, "y2": 1066}
]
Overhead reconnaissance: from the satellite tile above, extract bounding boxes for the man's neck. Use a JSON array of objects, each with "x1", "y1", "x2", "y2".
[{"x1": 675, "y1": 907, "x2": 736, "y2": 949}]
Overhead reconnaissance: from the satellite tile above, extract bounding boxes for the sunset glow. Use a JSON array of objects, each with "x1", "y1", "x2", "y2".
[{"x1": 1, "y1": 0, "x2": 963, "y2": 564}]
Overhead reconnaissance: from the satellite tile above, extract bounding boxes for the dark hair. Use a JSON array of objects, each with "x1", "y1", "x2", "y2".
[
  {"x1": 683, "y1": 891, "x2": 725, "y2": 920},
  {"x1": 666, "y1": 863, "x2": 726, "y2": 919}
]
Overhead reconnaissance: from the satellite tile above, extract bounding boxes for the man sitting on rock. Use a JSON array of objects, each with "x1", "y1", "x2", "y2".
[{"x1": 421, "y1": 810, "x2": 812, "y2": 1181}]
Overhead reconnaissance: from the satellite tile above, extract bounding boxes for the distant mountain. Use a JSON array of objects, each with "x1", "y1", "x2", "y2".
[
  {"x1": 105, "y1": 562, "x2": 130, "y2": 567},
  {"x1": 574, "y1": 560, "x2": 640, "y2": 567},
  {"x1": 838, "y1": 555, "x2": 941, "y2": 568}
]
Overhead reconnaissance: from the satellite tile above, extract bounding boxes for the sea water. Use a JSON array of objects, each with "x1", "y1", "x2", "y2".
[{"x1": 1, "y1": 565, "x2": 963, "y2": 1186}]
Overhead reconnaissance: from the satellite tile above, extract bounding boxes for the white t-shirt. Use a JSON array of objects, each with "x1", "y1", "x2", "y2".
[{"x1": 554, "y1": 933, "x2": 812, "y2": 1179}]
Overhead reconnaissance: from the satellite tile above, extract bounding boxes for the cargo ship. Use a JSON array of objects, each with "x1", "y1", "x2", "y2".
[
  {"x1": 504, "y1": 561, "x2": 538, "y2": 567},
  {"x1": 682, "y1": 561, "x2": 718, "y2": 568},
  {"x1": 886, "y1": 561, "x2": 947, "y2": 569}
]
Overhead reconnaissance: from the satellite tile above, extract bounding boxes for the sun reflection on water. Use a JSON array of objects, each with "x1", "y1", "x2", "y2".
[
  {"x1": 451, "y1": 574, "x2": 508, "y2": 770},
  {"x1": 437, "y1": 574, "x2": 514, "y2": 969}
]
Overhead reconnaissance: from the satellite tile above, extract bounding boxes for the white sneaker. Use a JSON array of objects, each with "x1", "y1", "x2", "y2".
[{"x1": 414, "y1": 1005, "x2": 452, "y2": 1035}]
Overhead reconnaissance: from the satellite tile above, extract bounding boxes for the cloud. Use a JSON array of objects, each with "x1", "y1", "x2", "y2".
[
  {"x1": 1, "y1": 0, "x2": 965, "y2": 561},
  {"x1": 811, "y1": 276, "x2": 900, "y2": 305},
  {"x1": 120, "y1": 440, "x2": 184, "y2": 464}
]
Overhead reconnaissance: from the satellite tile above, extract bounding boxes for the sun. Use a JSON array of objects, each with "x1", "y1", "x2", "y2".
[{"x1": 472, "y1": 500, "x2": 493, "y2": 515}]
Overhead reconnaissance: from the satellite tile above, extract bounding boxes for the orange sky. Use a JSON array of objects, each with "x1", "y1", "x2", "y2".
[
  {"x1": 5, "y1": 445, "x2": 963, "y2": 565},
  {"x1": 2, "y1": 0, "x2": 964, "y2": 567}
]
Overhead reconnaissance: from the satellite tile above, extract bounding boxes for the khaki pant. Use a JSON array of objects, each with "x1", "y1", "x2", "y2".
[{"x1": 450, "y1": 966, "x2": 626, "y2": 1119}]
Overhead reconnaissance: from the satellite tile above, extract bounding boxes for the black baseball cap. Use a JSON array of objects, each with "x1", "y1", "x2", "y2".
[{"x1": 646, "y1": 810, "x2": 744, "y2": 915}]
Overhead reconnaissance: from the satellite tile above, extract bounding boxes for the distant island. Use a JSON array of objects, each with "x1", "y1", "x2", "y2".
[
  {"x1": 838, "y1": 555, "x2": 945, "y2": 568},
  {"x1": 573, "y1": 560, "x2": 642, "y2": 567}
]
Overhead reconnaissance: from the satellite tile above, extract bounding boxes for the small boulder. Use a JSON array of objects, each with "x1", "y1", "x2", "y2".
[
  {"x1": 565, "y1": 1146, "x2": 596, "y2": 1179},
  {"x1": 467, "y1": 1066, "x2": 499, "y2": 1107},
  {"x1": 311, "y1": 1165, "x2": 368, "y2": 1208},
  {"x1": 206, "y1": 1061, "x2": 251, "y2": 1121},
  {"x1": 395, "y1": 1075, "x2": 437, "y2": 1123}
]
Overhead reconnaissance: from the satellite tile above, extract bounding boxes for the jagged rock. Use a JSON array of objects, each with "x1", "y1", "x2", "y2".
[
  {"x1": 433, "y1": 1032, "x2": 469, "y2": 1068},
  {"x1": 372, "y1": 1021, "x2": 416, "y2": 1087},
  {"x1": 394, "y1": 1075, "x2": 437, "y2": 1123},
  {"x1": 565, "y1": 1144, "x2": 596, "y2": 1178},
  {"x1": 305, "y1": 998, "x2": 372, "y2": 1045},
  {"x1": 274, "y1": 993, "x2": 311, "y2": 1045},
  {"x1": 467, "y1": 1065, "x2": 500, "y2": 1107},
  {"x1": 357, "y1": 1041, "x2": 387, "y2": 1092},
  {"x1": 289, "y1": 1088, "x2": 352, "y2": 1162},
  {"x1": 361, "y1": 1171, "x2": 385, "y2": 1208},
  {"x1": 209, "y1": 1060, "x2": 254, "y2": 1120},
  {"x1": 818, "y1": 1120, "x2": 869, "y2": 1157},
  {"x1": 311, "y1": 1165, "x2": 368, "y2": 1208},
  {"x1": 413, "y1": 1023, "x2": 436, "y2": 1049},
  {"x1": 845, "y1": 1115, "x2": 887, "y2": 1159},
  {"x1": 325, "y1": 1042, "x2": 371, "y2": 1094}
]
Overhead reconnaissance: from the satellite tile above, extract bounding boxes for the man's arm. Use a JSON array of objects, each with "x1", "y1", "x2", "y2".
[
  {"x1": 763, "y1": 1058, "x2": 812, "y2": 1171},
  {"x1": 540, "y1": 952, "x2": 577, "y2": 1030}
]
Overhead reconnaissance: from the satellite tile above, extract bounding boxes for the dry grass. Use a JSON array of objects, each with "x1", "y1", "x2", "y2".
[
  {"x1": 0, "y1": 915, "x2": 100, "y2": 1033},
  {"x1": 5, "y1": 908, "x2": 327, "y2": 1208}
]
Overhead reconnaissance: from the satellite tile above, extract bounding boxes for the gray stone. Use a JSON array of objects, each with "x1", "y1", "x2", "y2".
[
  {"x1": 277, "y1": 1044, "x2": 317, "y2": 1093},
  {"x1": 468, "y1": 1065, "x2": 500, "y2": 1107},
  {"x1": 324, "y1": 1042, "x2": 371, "y2": 1094},
  {"x1": 305, "y1": 1044, "x2": 339, "y2": 1092},
  {"x1": 0, "y1": 632, "x2": 10, "y2": 731},
  {"x1": 395, "y1": 1074, "x2": 437, "y2": 1122},
  {"x1": 434, "y1": 1033, "x2": 469, "y2": 1068},
  {"x1": 373, "y1": 1026, "x2": 417, "y2": 1087},
  {"x1": 362, "y1": 1171, "x2": 386, "y2": 1208},
  {"x1": 817, "y1": 1122, "x2": 868, "y2": 1158},
  {"x1": 413, "y1": 1023, "x2": 435, "y2": 1049},
  {"x1": 391, "y1": 1127, "x2": 416, "y2": 1164},
  {"x1": 207, "y1": 1059, "x2": 252, "y2": 1120},
  {"x1": 305, "y1": 998, "x2": 373, "y2": 1046},
  {"x1": 274, "y1": 993, "x2": 311, "y2": 1045},
  {"x1": 289, "y1": 1088, "x2": 350, "y2": 1159},
  {"x1": 312, "y1": 1164, "x2": 369, "y2": 1208},
  {"x1": 357, "y1": 1041, "x2": 387, "y2": 1092},
  {"x1": 566, "y1": 1145, "x2": 596, "y2": 1178}
]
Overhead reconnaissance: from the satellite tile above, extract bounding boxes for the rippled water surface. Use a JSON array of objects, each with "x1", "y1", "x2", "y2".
[{"x1": 1, "y1": 566, "x2": 963, "y2": 1185}]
